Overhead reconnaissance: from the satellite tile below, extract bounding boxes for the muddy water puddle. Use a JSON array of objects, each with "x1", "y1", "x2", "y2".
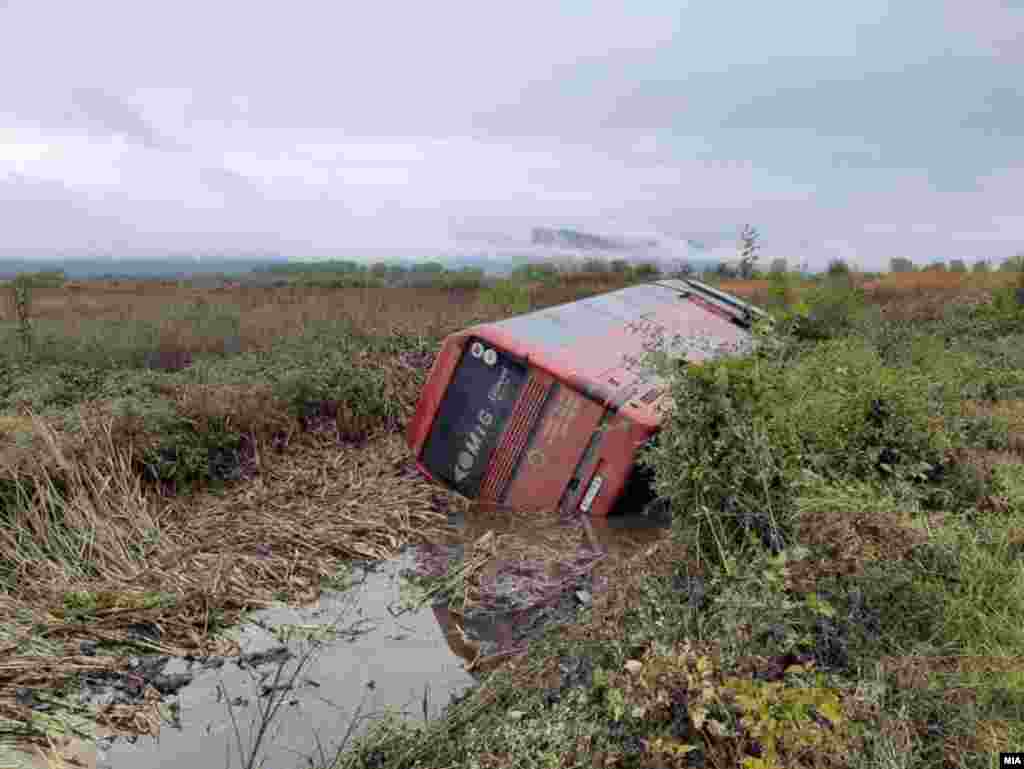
[
  {"x1": 80, "y1": 511, "x2": 669, "y2": 769},
  {"x1": 98, "y1": 554, "x2": 475, "y2": 769}
]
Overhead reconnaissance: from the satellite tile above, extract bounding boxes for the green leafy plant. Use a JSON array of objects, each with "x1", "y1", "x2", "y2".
[
  {"x1": 480, "y1": 279, "x2": 532, "y2": 315},
  {"x1": 791, "y1": 278, "x2": 867, "y2": 341},
  {"x1": 640, "y1": 332, "x2": 948, "y2": 568}
]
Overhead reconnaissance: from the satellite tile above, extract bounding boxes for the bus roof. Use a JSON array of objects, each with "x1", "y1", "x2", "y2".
[{"x1": 473, "y1": 280, "x2": 758, "y2": 410}]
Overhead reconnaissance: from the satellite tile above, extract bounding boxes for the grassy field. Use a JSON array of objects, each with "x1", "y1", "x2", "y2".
[{"x1": 1, "y1": 267, "x2": 1023, "y2": 767}]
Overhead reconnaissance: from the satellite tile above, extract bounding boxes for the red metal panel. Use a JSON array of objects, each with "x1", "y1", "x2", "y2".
[
  {"x1": 502, "y1": 383, "x2": 607, "y2": 513},
  {"x1": 580, "y1": 414, "x2": 657, "y2": 517}
]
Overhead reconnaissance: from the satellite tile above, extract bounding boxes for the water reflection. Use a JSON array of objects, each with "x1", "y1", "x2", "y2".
[
  {"x1": 427, "y1": 505, "x2": 672, "y2": 669},
  {"x1": 100, "y1": 556, "x2": 476, "y2": 769},
  {"x1": 84, "y1": 507, "x2": 669, "y2": 769}
]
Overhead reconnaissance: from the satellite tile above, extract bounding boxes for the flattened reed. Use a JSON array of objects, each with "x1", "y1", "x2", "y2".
[{"x1": 0, "y1": 418, "x2": 452, "y2": 741}]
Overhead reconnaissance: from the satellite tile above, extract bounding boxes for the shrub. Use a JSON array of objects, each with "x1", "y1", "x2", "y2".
[
  {"x1": 764, "y1": 270, "x2": 799, "y2": 313},
  {"x1": 512, "y1": 262, "x2": 561, "y2": 284},
  {"x1": 826, "y1": 259, "x2": 851, "y2": 277},
  {"x1": 269, "y1": 331, "x2": 395, "y2": 438},
  {"x1": 442, "y1": 268, "x2": 485, "y2": 290},
  {"x1": 785, "y1": 340, "x2": 944, "y2": 479},
  {"x1": 640, "y1": 336, "x2": 947, "y2": 567},
  {"x1": 480, "y1": 279, "x2": 532, "y2": 315},
  {"x1": 138, "y1": 415, "x2": 245, "y2": 491},
  {"x1": 790, "y1": 278, "x2": 868, "y2": 341},
  {"x1": 982, "y1": 271, "x2": 1024, "y2": 320}
]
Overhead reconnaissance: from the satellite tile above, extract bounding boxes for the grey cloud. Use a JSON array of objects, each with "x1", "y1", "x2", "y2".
[
  {"x1": 69, "y1": 88, "x2": 187, "y2": 150},
  {"x1": 716, "y1": 57, "x2": 1022, "y2": 141},
  {"x1": 198, "y1": 166, "x2": 259, "y2": 197},
  {"x1": 475, "y1": 52, "x2": 1021, "y2": 189}
]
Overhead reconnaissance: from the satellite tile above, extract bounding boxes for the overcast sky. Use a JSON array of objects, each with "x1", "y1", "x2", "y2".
[{"x1": 1, "y1": 0, "x2": 1022, "y2": 270}]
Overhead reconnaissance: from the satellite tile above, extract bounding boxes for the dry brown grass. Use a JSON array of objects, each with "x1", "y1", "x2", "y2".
[
  {"x1": 718, "y1": 279, "x2": 773, "y2": 297},
  {"x1": 716, "y1": 271, "x2": 1018, "y2": 321},
  {"x1": 862, "y1": 271, "x2": 1014, "y2": 320},
  {"x1": 873, "y1": 271, "x2": 1016, "y2": 293},
  {"x1": 0, "y1": 415, "x2": 454, "y2": 741},
  {"x1": 18, "y1": 270, "x2": 1010, "y2": 372},
  {"x1": 1, "y1": 277, "x2": 636, "y2": 361}
]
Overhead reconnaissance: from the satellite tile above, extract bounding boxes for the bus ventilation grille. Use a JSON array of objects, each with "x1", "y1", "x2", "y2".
[{"x1": 479, "y1": 371, "x2": 553, "y2": 502}]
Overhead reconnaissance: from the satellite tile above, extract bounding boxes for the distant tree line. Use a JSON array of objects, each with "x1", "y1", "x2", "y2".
[{"x1": 890, "y1": 254, "x2": 1024, "y2": 274}]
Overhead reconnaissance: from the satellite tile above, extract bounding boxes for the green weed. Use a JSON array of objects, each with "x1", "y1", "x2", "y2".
[{"x1": 480, "y1": 279, "x2": 532, "y2": 314}]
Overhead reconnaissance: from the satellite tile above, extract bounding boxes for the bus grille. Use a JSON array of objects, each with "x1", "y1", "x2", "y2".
[{"x1": 479, "y1": 370, "x2": 554, "y2": 502}]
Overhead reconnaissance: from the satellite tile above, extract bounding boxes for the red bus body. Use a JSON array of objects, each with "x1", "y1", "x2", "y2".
[{"x1": 405, "y1": 279, "x2": 768, "y2": 517}]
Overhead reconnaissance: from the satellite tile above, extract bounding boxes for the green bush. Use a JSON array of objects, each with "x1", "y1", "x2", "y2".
[
  {"x1": 640, "y1": 336, "x2": 948, "y2": 567},
  {"x1": 790, "y1": 278, "x2": 868, "y2": 341},
  {"x1": 511, "y1": 263, "x2": 561, "y2": 284},
  {"x1": 480, "y1": 279, "x2": 532, "y2": 315},
  {"x1": 269, "y1": 329, "x2": 394, "y2": 433},
  {"x1": 633, "y1": 261, "x2": 661, "y2": 280},
  {"x1": 0, "y1": 360, "x2": 170, "y2": 416},
  {"x1": 139, "y1": 415, "x2": 244, "y2": 491},
  {"x1": 983, "y1": 273, "x2": 1024, "y2": 317},
  {"x1": 641, "y1": 352, "x2": 793, "y2": 564},
  {"x1": 786, "y1": 340, "x2": 949, "y2": 477},
  {"x1": 442, "y1": 268, "x2": 485, "y2": 290}
]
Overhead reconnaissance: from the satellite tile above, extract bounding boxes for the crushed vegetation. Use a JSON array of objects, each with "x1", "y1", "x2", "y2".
[{"x1": 1, "y1": 267, "x2": 1023, "y2": 767}]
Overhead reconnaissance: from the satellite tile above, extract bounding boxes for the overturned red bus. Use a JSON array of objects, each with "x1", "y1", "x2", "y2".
[{"x1": 405, "y1": 279, "x2": 769, "y2": 518}]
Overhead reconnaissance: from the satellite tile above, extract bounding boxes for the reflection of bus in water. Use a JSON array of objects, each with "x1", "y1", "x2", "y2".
[
  {"x1": 407, "y1": 279, "x2": 767, "y2": 518},
  {"x1": 431, "y1": 603, "x2": 520, "y2": 675},
  {"x1": 430, "y1": 512, "x2": 673, "y2": 673}
]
